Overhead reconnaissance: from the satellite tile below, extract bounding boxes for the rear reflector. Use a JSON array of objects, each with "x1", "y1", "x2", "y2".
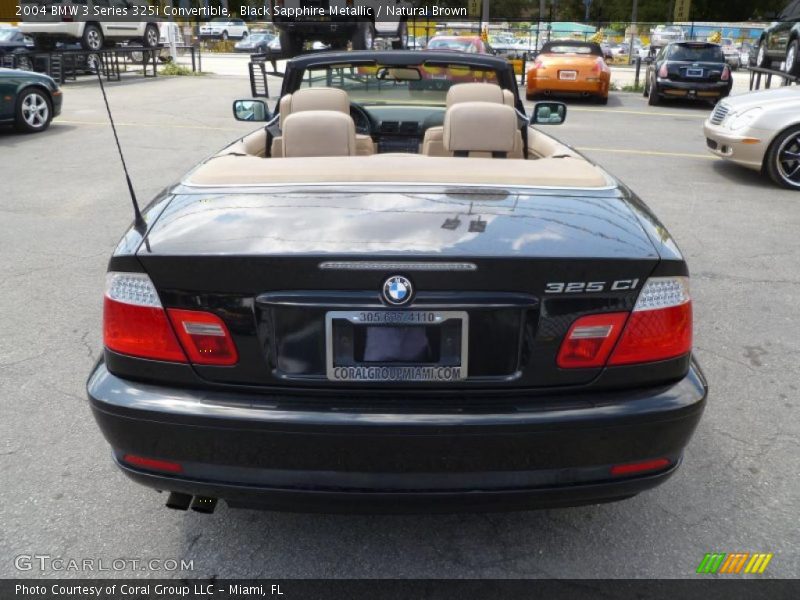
[
  {"x1": 610, "y1": 458, "x2": 671, "y2": 477},
  {"x1": 122, "y1": 454, "x2": 183, "y2": 474},
  {"x1": 608, "y1": 277, "x2": 692, "y2": 366},
  {"x1": 167, "y1": 309, "x2": 239, "y2": 366},
  {"x1": 557, "y1": 312, "x2": 628, "y2": 368},
  {"x1": 104, "y1": 273, "x2": 187, "y2": 362}
]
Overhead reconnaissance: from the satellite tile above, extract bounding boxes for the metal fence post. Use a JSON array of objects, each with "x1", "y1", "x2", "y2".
[{"x1": 634, "y1": 56, "x2": 641, "y2": 88}]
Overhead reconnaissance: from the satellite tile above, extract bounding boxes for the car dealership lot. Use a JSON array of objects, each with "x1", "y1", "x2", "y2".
[{"x1": 1, "y1": 75, "x2": 798, "y2": 579}]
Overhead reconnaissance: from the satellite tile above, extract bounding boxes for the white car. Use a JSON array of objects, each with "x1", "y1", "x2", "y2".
[
  {"x1": 650, "y1": 25, "x2": 686, "y2": 47},
  {"x1": 704, "y1": 87, "x2": 800, "y2": 189},
  {"x1": 18, "y1": 0, "x2": 159, "y2": 51},
  {"x1": 198, "y1": 18, "x2": 249, "y2": 41}
]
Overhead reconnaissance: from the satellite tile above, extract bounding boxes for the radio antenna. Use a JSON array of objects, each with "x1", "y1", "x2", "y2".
[{"x1": 95, "y1": 67, "x2": 146, "y2": 232}]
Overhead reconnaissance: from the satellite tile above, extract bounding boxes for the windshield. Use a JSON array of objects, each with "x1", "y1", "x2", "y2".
[
  {"x1": 0, "y1": 29, "x2": 19, "y2": 41},
  {"x1": 548, "y1": 45, "x2": 593, "y2": 54},
  {"x1": 298, "y1": 63, "x2": 501, "y2": 106},
  {"x1": 668, "y1": 44, "x2": 724, "y2": 62},
  {"x1": 251, "y1": 34, "x2": 271, "y2": 41}
]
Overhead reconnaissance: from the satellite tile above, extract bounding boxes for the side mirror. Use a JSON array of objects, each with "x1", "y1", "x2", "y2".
[
  {"x1": 232, "y1": 99, "x2": 270, "y2": 122},
  {"x1": 530, "y1": 101, "x2": 567, "y2": 126}
]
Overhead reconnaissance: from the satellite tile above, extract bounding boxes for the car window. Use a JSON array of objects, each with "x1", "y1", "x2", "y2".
[
  {"x1": 547, "y1": 45, "x2": 594, "y2": 54},
  {"x1": 428, "y1": 39, "x2": 475, "y2": 52},
  {"x1": 298, "y1": 63, "x2": 500, "y2": 106},
  {"x1": 668, "y1": 44, "x2": 725, "y2": 62}
]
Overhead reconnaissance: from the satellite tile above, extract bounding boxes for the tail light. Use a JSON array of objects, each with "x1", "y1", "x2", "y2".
[
  {"x1": 167, "y1": 309, "x2": 238, "y2": 366},
  {"x1": 122, "y1": 454, "x2": 183, "y2": 474},
  {"x1": 608, "y1": 277, "x2": 692, "y2": 366},
  {"x1": 103, "y1": 272, "x2": 238, "y2": 365},
  {"x1": 592, "y1": 59, "x2": 603, "y2": 74},
  {"x1": 532, "y1": 60, "x2": 544, "y2": 69},
  {"x1": 557, "y1": 277, "x2": 692, "y2": 369},
  {"x1": 104, "y1": 272, "x2": 187, "y2": 362},
  {"x1": 658, "y1": 63, "x2": 668, "y2": 78},
  {"x1": 721, "y1": 66, "x2": 730, "y2": 81},
  {"x1": 557, "y1": 313, "x2": 628, "y2": 369},
  {"x1": 610, "y1": 457, "x2": 671, "y2": 477}
]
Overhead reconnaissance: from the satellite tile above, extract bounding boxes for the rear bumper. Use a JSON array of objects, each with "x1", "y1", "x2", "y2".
[
  {"x1": 655, "y1": 78, "x2": 731, "y2": 98},
  {"x1": 87, "y1": 359, "x2": 708, "y2": 513},
  {"x1": 527, "y1": 75, "x2": 609, "y2": 96}
]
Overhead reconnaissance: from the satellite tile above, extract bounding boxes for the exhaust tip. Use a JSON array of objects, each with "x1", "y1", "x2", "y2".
[
  {"x1": 190, "y1": 496, "x2": 218, "y2": 514},
  {"x1": 165, "y1": 491, "x2": 192, "y2": 511}
]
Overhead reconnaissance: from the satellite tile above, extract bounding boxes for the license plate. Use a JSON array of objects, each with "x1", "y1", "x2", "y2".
[
  {"x1": 325, "y1": 310, "x2": 468, "y2": 382},
  {"x1": 559, "y1": 70, "x2": 577, "y2": 81},
  {"x1": 686, "y1": 68, "x2": 704, "y2": 78}
]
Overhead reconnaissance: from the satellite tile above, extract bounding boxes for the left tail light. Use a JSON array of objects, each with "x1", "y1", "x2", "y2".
[
  {"x1": 104, "y1": 272, "x2": 187, "y2": 362},
  {"x1": 721, "y1": 66, "x2": 731, "y2": 81},
  {"x1": 104, "y1": 272, "x2": 238, "y2": 365},
  {"x1": 658, "y1": 63, "x2": 668, "y2": 78}
]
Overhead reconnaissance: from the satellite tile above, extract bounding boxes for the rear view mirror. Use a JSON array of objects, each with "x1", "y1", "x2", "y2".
[
  {"x1": 232, "y1": 99, "x2": 270, "y2": 122},
  {"x1": 376, "y1": 66, "x2": 422, "y2": 81},
  {"x1": 530, "y1": 102, "x2": 567, "y2": 125}
]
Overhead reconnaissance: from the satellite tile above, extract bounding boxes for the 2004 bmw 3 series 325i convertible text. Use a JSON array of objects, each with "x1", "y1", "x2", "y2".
[{"x1": 87, "y1": 51, "x2": 708, "y2": 514}]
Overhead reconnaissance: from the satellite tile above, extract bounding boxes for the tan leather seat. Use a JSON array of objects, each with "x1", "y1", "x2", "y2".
[
  {"x1": 443, "y1": 102, "x2": 518, "y2": 158},
  {"x1": 272, "y1": 87, "x2": 374, "y2": 157},
  {"x1": 281, "y1": 111, "x2": 357, "y2": 158},
  {"x1": 422, "y1": 83, "x2": 523, "y2": 157}
]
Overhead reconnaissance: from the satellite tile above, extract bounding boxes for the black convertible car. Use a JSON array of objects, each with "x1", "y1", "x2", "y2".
[
  {"x1": 755, "y1": 0, "x2": 800, "y2": 75},
  {"x1": 88, "y1": 51, "x2": 707, "y2": 513},
  {"x1": 644, "y1": 41, "x2": 732, "y2": 106}
]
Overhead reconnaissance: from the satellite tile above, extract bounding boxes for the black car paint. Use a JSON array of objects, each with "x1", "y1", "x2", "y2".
[
  {"x1": 757, "y1": 0, "x2": 800, "y2": 69},
  {"x1": 87, "y1": 51, "x2": 707, "y2": 512}
]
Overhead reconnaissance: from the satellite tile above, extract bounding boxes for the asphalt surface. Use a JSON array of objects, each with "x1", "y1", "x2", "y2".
[{"x1": 1, "y1": 72, "x2": 798, "y2": 580}]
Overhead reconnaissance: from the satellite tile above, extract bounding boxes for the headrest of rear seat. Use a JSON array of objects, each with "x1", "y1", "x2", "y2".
[
  {"x1": 446, "y1": 83, "x2": 505, "y2": 107},
  {"x1": 281, "y1": 111, "x2": 356, "y2": 158},
  {"x1": 279, "y1": 87, "x2": 350, "y2": 128},
  {"x1": 443, "y1": 102, "x2": 517, "y2": 156}
]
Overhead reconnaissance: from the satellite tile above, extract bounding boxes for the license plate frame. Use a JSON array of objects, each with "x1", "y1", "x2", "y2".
[
  {"x1": 325, "y1": 310, "x2": 469, "y2": 382},
  {"x1": 558, "y1": 70, "x2": 578, "y2": 81},
  {"x1": 685, "y1": 68, "x2": 704, "y2": 78}
]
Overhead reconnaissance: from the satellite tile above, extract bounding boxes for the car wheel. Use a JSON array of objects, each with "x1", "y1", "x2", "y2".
[
  {"x1": 756, "y1": 40, "x2": 771, "y2": 68},
  {"x1": 766, "y1": 125, "x2": 800, "y2": 190},
  {"x1": 351, "y1": 22, "x2": 374, "y2": 51},
  {"x1": 85, "y1": 53, "x2": 101, "y2": 73},
  {"x1": 15, "y1": 87, "x2": 52, "y2": 133},
  {"x1": 647, "y1": 79, "x2": 660, "y2": 105},
  {"x1": 596, "y1": 94, "x2": 608, "y2": 105},
  {"x1": 14, "y1": 52, "x2": 32, "y2": 71},
  {"x1": 221, "y1": 31, "x2": 228, "y2": 41},
  {"x1": 81, "y1": 23, "x2": 104, "y2": 51},
  {"x1": 143, "y1": 23, "x2": 159, "y2": 48},
  {"x1": 785, "y1": 40, "x2": 800, "y2": 76}
]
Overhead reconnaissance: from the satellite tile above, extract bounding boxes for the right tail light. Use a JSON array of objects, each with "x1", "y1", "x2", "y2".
[
  {"x1": 557, "y1": 276, "x2": 692, "y2": 369},
  {"x1": 607, "y1": 276, "x2": 692, "y2": 366}
]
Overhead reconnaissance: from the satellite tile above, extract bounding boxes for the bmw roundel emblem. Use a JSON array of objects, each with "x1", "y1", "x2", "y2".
[{"x1": 382, "y1": 275, "x2": 413, "y2": 306}]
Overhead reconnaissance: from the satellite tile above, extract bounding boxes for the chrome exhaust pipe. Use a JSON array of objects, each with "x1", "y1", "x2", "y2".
[
  {"x1": 165, "y1": 491, "x2": 192, "y2": 511},
  {"x1": 190, "y1": 496, "x2": 217, "y2": 514}
]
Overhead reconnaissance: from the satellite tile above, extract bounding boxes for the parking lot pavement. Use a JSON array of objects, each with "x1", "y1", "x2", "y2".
[{"x1": 1, "y1": 75, "x2": 798, "y2": 580}]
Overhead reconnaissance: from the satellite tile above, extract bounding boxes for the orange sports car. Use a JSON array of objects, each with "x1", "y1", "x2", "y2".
[{"x1": 526, "y1": 40, "x2": 611, "y2": 104}]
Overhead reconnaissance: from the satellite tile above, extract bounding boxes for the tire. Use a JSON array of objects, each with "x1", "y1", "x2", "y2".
[
  {"x1": 351, "y1": 22, "x2": 374, "y2": 51},
  {"x1": 15, "y1": 87, "x2": 52, "y2": 133},
  {"x1": 756, "y1": 39, "x2": 771, "y2": 68},
  {"x1": 13, "y1": 51, "x2": 32, "y2": 71},
  {"x1": 81, "y1": 23, "x2": 104, "y2": 51},
  {"x1": 526, "y1": 91, "x2": 537, "y2": 101},
  {"x1": 32, "y1": 36, "x2": 55, "y2": 52},
  {"x1": 785, "y1": 40, "x2": 800, "y2": 77},
  {"x1": 647, "y1": 79, "x2": 660, "y2": 105},
  {"x1": 143, "y1": 23, "x2": 159, "y2": 48},
  {"x1": 279, "y1": 31, "x2": 301, "y2": 56},
  {"x1": 765, "y1": 125, "x2": 800, "y2": 190},
  {"x1": 596, "y1": 94, "x2": 608, "y2": 105},
  {"x1": 241, "y1": 31, "x2": 249, "y2": 40}
]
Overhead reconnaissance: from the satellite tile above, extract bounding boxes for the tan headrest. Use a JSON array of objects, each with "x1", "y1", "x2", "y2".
[
  {"x1": 279, "y1": 87, "x2": 350, "y2": 127},
  {"x1": 282, "y1": 111, "x2": 356, "y2": 157},
  {"x1": 446, "y1": 83, "x2": 505, "y2": 107},
  {"x1": 502, "y1": 89, "x2": 515, "y2": 107},
  {"x1": 443, "y1": 102, "x2": 517, "y2": 155}
]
